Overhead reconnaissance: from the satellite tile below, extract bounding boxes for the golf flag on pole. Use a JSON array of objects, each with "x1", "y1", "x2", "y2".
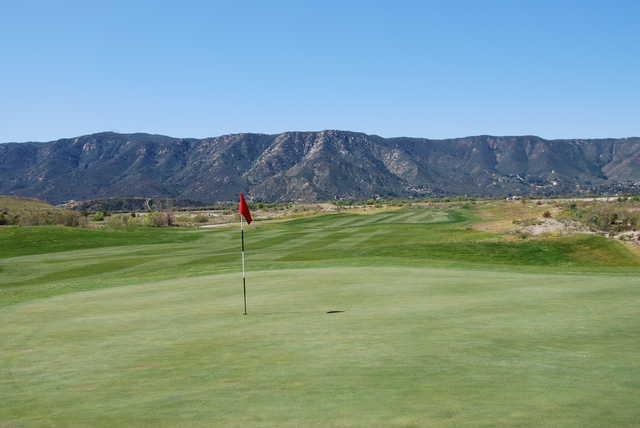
[{"x1": 239, "y1": 193, "x2": 252, "y2": 315}]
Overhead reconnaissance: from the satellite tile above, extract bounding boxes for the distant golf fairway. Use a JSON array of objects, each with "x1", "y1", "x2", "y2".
[{"x1": 2, "y1": 207, "x2": 640, "y2": 427}]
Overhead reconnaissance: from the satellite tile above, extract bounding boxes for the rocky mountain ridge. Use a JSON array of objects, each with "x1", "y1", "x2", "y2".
[{"x1": 1, "y1": 130, "x2": 639, "y2": 203}]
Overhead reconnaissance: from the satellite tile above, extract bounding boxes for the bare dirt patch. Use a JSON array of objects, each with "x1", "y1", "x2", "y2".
[{"x1": 519, "y1": 218, "x2": 591, "y2": 236}]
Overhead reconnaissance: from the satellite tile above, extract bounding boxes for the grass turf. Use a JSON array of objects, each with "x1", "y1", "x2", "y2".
[{"x1": 1, "y1": 206, "x2": 640, "y2": 426}]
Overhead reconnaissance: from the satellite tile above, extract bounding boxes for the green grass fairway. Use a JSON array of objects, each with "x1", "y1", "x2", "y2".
[{"x1": 2, "y1": 207, "x2": 640, "y2": 426}]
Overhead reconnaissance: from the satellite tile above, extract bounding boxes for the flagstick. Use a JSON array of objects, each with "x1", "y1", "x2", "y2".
[{"x1": 241, "y1": 216, "x2": 247, "y2": 315}]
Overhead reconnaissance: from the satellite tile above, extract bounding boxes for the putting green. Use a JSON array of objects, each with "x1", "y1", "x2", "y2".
[{"x1": 1, "y1": 207, "x2": 640, "y2": 426}]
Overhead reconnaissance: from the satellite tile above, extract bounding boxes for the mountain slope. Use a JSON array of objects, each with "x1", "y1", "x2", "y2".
[{"x1": 1, "y1": 131, "x2": 639, "y2": 203}]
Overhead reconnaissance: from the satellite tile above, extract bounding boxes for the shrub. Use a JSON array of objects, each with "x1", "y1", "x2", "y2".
[
  {"x1": 93, "y1": 211, "x2": 105, "y2": 222},
  {"x1": 145, "y1": 212, "x2": 162, "y2": 227},
  {"x1": 145, "y1": 211, "x2": 175, "y2": 227},
  {"x1": 566, "y1": 201, "x2": 640, "y2": 233},
  {"x1": 106, "y1": 214, "x2": 130, "y2": 229},
  {"x1": 542, "y1": 211, "x2": 552, "y2": 218},
  {"x1": 55, "y1": 211, "x2": 81, "y2": 227},
  {"x1": 78, "y1": 216, "x2": 89, "y2": 228},
  {"x1": 19, "y1": 210, "x2": 53, "y2": 226},
  {"x1": 193, "y1": 215, "x2": 209, "y2": 223}
]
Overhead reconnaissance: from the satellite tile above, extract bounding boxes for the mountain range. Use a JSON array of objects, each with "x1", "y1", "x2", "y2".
[{"x1": 1, "y1": 130, "x2": 640, "y2": 203}]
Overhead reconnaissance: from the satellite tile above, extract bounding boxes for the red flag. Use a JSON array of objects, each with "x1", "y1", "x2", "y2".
[{"x1": 238, "y1": 192, "x2": 253, "y2": 224}]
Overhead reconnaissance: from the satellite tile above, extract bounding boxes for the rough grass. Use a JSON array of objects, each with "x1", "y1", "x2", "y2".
[
  {"x1": 472, "y1": 199, "x2": 560, "y2": 233},
  {"x1": 0, "y1": 195, "x2": 57, "y2": 211},
  {"x1": 1, "y1": 206, "x2": 640, "y2": 426},
  {"x1": 565, "y1": 199, "x2": 640, "y2": 233},
  {"x1": 0, "y1": 195, "x2": 79, "y2": 226}
]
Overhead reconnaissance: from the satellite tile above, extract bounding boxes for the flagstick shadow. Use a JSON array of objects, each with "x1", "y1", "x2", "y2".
[{"x1": 243, "y1": 310, "x2": 346, "y2": 316}]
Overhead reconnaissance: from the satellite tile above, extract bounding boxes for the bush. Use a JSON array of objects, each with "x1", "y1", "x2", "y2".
[
  {"x1": 193, "y1": 214, "x2": 209, "y2": 223},
  {"x1": 106, "y1": 214, "x2": 130, "y2": 229},
  {"x1": 566, "y1": 201, "x2": 640, "y2": 233},
  {"x1": 542, "y1": 211, "x2": 552, "y2": 218},
  {"x1": 145, "y1": 211, "x2": 175, "y2": 227},
  {"x1": 54, "y1": 211, "x2": 81, "y2": 227},
  {"x1": 93, "y1": 211, "x2": 105, "y2": 222},
  {"x1": 18, "y1": 211, "x2": 44, "y2": 226},
  {"x1": 78, "y1": 216, "x2": 89, "y2": 227},
  {"x1": 166, "y1": 211, "x2": 175, "y2": 226}
]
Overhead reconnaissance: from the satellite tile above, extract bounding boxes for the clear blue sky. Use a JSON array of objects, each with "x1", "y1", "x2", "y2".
[{"x1": 1, "y1": 1, "x2": 639, "y2": 142}]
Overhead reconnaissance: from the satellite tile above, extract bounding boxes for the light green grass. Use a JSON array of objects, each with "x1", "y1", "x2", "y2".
[{"x1": 1, "y1": 207, "x2": 640, "y2": 426}]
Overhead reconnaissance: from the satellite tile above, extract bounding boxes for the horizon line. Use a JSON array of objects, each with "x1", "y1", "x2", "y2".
[{"x1": 3, "y1": 129, "x2": 640, "y2": 145}]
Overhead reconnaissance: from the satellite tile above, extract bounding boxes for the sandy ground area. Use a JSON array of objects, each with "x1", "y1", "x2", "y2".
[{"x1": 520, "y1": 218, "x2": 591, "y2": 236}]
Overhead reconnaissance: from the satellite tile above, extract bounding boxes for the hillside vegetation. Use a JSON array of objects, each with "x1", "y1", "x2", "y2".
[
  {"x1": 566, "y1": 197, "x2": 640, "y2": 233},
  {"x1": 0, "y1": 196, "x2": 81, "y2": 226},
  {"x1": 2, "y1": 131, "x2": 640, "y2": 203}
]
